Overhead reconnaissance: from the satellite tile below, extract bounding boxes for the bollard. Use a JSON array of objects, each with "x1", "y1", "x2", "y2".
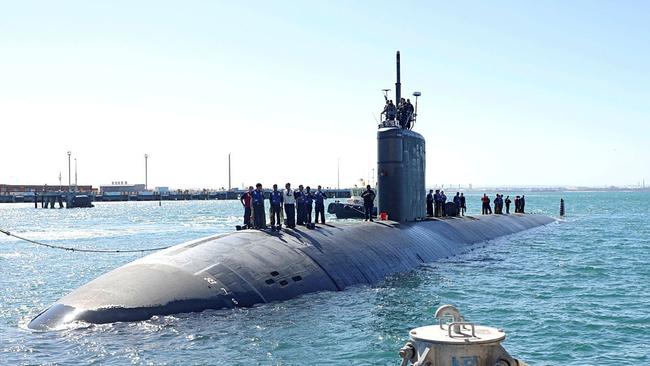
[{"x1": 560, "y1": 198, "x2": 565, "y2": 216}]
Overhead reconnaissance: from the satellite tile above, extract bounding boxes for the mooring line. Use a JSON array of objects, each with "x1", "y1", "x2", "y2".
[{"x1": 0, "y1": 228, "x2": 171, "y2": 253}]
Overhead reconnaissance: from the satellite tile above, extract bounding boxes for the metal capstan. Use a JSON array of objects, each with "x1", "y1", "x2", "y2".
[{"x1": 398, "y1": 305, "x2": 529, "y2": 366}]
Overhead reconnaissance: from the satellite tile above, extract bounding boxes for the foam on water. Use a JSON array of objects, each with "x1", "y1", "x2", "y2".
[{"x1": 1, "y1": 193, "x2": 649, "y2": 365}]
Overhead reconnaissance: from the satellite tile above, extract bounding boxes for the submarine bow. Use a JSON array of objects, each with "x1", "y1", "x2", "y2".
[{"x1": 29, "y1": 214, "x2": 553, "y2": 330}]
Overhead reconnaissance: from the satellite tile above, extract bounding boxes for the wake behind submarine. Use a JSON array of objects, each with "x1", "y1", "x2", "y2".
[{"x1": 28, "y1": 52, "x2": 554, "y2": 330}]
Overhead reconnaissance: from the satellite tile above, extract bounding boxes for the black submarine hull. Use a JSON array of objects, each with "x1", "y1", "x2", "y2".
[{"x1": 28, "y1": 214, "x2": 553, "y2": 330}]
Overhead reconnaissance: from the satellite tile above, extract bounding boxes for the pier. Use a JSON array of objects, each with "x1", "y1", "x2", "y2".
[{"x1": 0, "y1": 188, "x2": 353, "y2": 205}]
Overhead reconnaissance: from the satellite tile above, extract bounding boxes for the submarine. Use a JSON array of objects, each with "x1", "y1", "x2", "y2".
[{"x1": 28, "y1": 52, "x2": 554, "y2": 330}]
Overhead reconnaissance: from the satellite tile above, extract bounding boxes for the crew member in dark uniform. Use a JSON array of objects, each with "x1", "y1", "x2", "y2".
[
  {"x1": 453, "y1": 192, "x2": 461, "y2": 216},
  {"x1": 426, "y1": 189, "x2": 434, "y2": 217},
  {"x1": 251, "y1": 183, "x2": 266, "y2": 229},
  {"x1": 240, "y1": 186, "x2": 253, "y2": 228},
  {"x1": 314, "y1": 185, "x2": 328, "y2": 224},
  {"x1": 304, "y1": 186, "x2": 314, "y2": 224},
  {"x1": 398, "y1": 98, "x2": 408, "y2": 128},
  {"x1": 295, "y1": 185, "x2": 305, "y2": 225},
  {"x1": 405, "y1": 99, "x2": 414, "y2": 129},
  {"x1": 514, "y1": 196, "x2": 520, "y2": 213},
  {"x1": 520, "y1": 195, "x2": 526, "y2": 213},
  {"x1": 269, "y1": 184, "x2": 283, "y2": 230},
  {"x1": 505, "y1": 195, "x2": 511, "y2": 214},
  {"x1": 384, "y1": 100, "x2": 397, "y2": 124},
  {"x1": 440, "y1": 190, "x2": 447, "y2": 216},
  {"x1": 460, "y1": 193, "x2": 466, "y2": 216},
  {"x1": 283, "y1": 183, "x2": 296, "y2": 228},
  {"x1": 361, "y1": 185, "x2": 376, "y2": 221}
]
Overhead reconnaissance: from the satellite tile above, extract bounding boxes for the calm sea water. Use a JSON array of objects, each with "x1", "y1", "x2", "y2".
[{"x1": 1, "y1": 192, "x2": 648, "y2": 365}]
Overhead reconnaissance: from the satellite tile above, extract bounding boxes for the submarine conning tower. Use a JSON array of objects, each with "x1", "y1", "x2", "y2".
[{"x1": 378, "y1": 51, "x2": 426, "y2": 222}]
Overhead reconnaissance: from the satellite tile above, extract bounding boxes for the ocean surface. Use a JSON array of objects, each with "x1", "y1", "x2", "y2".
[{"x1": 1, "y1": 192, "x2": 648, "y2": 365}]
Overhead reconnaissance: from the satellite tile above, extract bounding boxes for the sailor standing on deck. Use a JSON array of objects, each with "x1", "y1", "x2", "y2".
[
  {"x1": 304, "y1": 186, "x2": 314, "y2": 224},
  {"x1": 514, "y1": 196, "x2": 520, "y2": 213},
  {"x1": 520, "y1": 195, "x2": 526, "y2": 213},
  {"x1": 481, "y1": 194, "x2": 489, "y2": 215},
  {"x1": 361, "y1": 185, "x2": 376, "y2": 221},
  {"x1": 426, "y1": 189, "x2": 434, "y2": 217},
  {"x1": 453, "y1": 192, "x2": 461, "y2": 216},
  {"x1": 440, "y1": 190, "x2": 447, "y2": 216},
  {"x1": 314, "y1": 185, "x2": 328, "y2": 224},
  {"x1": 251, "y1": 183, "x2": 266, "y2": 229},
  {"x1": 283, "y1": 183, "x2": 296, "y2": 228},
  {"x1": 269, "y1": 184, "x2": 283, "y2": 230},
  {"x1": 240, "y1": 186, "x2": 253, "y2": 228},
  {"x1": 460, "y1": 193, "x2": 466, "y2": 216},
  {"x1": 433, "y1": 189, "x2": 441, "y2": 217},
  {"x1": 505, "y1": 195, "x2": 512, "y2": 214},
  {"x1": 295, "y1": 185, "x2": 305, "y2": 225}
]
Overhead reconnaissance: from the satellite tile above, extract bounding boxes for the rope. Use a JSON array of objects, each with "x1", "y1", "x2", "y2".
[
  {"x1": 345, "y1": 204, "x2": 366, "y2": 215},
  {"x1": 0, "y1": 228, "x2": 171, "y2": 253}
]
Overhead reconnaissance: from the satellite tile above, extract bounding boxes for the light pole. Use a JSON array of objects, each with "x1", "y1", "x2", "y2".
[
  {"x1": 67, "y1": 151, "x2": 71, "y2": 192},
  {"x1": 337, "y1": 158, "x2": 340, "y2": 189},
  {"x1": 144, "y1": 154, "x2": 149, "y2": 190}
]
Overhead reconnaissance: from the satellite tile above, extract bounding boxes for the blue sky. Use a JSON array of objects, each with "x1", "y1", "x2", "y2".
[{"x1": 1, "y1": 1, "x2": 648, "y2": 189}]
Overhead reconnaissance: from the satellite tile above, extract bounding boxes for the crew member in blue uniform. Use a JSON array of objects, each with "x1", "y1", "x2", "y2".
[
  {"x1": 520, "y1": 195, "x2": 526, "y2": 213},
  {"x1": 295, "y1": 185, "x2": 305, "y2": 225},
  {"x1": 304, "y1": 186, "x2": 314, "y2": 224},
  {"x1": 269, "y1": 184, "x2": 283, "y2": 229},
  {"x1": 251, "y1": 183, "x2": 266, "y2": 229},
  {"x1": 426, "y1": 190, "x2": 434, "y2": 217},
  {"x1": 361, "y1": 185, "x2": 376, "y2": 221},
  {"x1": 283, "y1": 183, "x2": 296, "y2": 228},
  {"x1": 433, "y1": 189, "x2": 441, "y2": 217},
  {"x1": 314, "y1": 185, "x2": 328, "y2": 224}
]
